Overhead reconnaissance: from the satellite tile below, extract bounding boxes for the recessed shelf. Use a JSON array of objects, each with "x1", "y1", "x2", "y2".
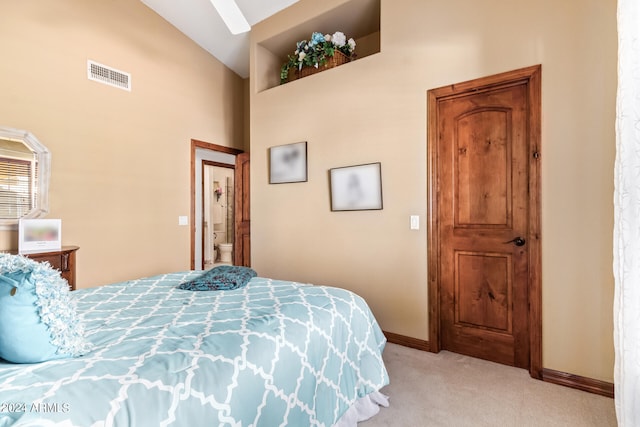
[{"x1": 255, "y1": 0, "x2": 381, "y2": 92}]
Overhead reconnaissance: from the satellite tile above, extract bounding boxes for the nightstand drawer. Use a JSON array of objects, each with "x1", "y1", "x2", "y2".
[
  {"x1": 33, "y1": 253, "x2": 70, "y2": 271},
  {"x1": 15, "y1": 246, "x2": 79, "y2": 290}
]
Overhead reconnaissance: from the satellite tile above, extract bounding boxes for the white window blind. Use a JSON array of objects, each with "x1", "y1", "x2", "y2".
[{"x1": 0, "y1": 157, "x2": 34, "y2": 219}]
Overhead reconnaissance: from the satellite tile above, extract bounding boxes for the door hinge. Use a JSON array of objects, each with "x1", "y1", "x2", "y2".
[{"x1": 533, "y1": 151, "x2": 540, "y2": 159}]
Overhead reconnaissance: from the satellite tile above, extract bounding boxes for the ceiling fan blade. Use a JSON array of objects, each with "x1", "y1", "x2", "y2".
[{"x1": 209, "y1": 0, "x2": 250, "y2": 35}]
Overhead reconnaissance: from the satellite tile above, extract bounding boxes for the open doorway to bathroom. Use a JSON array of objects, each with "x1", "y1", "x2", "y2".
[
  {"x1": 190, "y1": 139, "x2": 244, "y2": 270},
  {"x1": 203, "y1": 162, "x2": 234, "y2": 269}
]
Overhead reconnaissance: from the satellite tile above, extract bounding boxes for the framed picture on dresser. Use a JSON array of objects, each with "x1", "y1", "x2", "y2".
[{"x1": 18, "y1": 218, "x2": 62, "y2": 254}]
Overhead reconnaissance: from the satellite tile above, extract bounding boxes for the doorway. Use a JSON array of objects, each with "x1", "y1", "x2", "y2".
[
  {"x1": 190, "y1": 140, "x2": 249, "y2": 270},
  {"x1": 427, "y1": 65, "x2": 542, "y2": 378},
  {"x1": 203, "y1": 162, "x2": 235, "y2": 269}
]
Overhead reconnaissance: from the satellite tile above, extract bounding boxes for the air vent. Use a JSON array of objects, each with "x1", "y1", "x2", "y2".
[{"x1": 87, "y1": 60, "x2": 131, "y2": 91}]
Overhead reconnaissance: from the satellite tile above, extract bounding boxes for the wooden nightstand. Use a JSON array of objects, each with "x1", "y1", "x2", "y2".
[{"x1": 17, "y1": 246, "x2": 79, "y2": 291}]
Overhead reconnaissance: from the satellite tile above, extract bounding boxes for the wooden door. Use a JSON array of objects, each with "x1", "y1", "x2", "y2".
[
  {"x1": 234, "y1": 152, "x2": 250, "y2": 267},
  {"x1": 427, "y1": 66, "x2": 541, "y2": 376}
]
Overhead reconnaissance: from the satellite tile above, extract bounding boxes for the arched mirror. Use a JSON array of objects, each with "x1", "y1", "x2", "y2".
[{"x1": 0, "y1": 127, "x2": 51, "y2": 230}]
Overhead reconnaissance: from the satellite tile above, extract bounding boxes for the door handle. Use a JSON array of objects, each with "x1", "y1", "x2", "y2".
[{"x1": 504, "y1": 237, "x2": 526, "y2": 246}]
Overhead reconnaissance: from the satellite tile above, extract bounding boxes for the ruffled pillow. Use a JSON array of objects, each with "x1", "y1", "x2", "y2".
[
  {"x1": 178, "y1": 265, "x2": 257, "y2": 291},
  {"x1": 0, "y1": 253, "x2": 91, "y2": 363}
]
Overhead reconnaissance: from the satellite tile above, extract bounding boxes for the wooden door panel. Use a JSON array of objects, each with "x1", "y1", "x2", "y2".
[
  {"x1": 438, "y1": 82, "x2": 529, "y2": 368},
  {"x1": 455, "y1": 109, "x2": 511, "y2": 227},
  {"x1": 455, "y1": 251, "x2": 511, "y2": 333},
  {"x1": 442, "y1": 248, "x2": 517, "y2": 366}
]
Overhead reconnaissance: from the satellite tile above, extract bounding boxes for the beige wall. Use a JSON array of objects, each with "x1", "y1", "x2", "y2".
[
  {"x1": 0, "y1": 1, "x2": 246, "y2": 286},
  {"x1": 250, "y1": 0, "x2": 616, "y2": 382}
]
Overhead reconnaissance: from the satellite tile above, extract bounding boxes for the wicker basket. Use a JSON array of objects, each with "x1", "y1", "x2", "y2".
[{"x1": 287, "y1": 50, "x2": 350, "y2": 82}]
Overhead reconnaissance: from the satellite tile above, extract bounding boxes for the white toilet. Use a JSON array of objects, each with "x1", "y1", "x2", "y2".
[{"x1": 218, "y1": 243, "x2": 233, "y2": 263}]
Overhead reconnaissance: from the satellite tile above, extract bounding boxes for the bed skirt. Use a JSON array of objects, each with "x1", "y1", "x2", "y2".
[{"x1": 334, "y1": 391, "x2": 389, "y2": 426}]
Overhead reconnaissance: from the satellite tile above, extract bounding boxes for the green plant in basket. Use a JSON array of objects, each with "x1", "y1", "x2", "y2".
[{"x1": 280, "y1": 31, "x2": 356, "y2": 84}]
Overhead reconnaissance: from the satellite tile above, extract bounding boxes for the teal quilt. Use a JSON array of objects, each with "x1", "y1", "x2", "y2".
[{"x1": 0, "y1": 272, "x2": 388, "y2": 426}]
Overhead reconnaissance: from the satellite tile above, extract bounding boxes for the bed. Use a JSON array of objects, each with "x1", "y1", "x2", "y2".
[{"x1": 0, "y1": 270, "x2": 389, "y2": 426}]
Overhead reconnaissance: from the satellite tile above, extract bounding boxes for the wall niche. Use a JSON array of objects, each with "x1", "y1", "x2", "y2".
[{"x1": 255, "y1": 0, "x2": 381, "y2": 92}]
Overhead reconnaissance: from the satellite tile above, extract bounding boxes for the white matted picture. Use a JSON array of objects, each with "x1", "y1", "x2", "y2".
[
  {"x1": 18, "y1": 218, "x2": 62, "y2": 253},
  {"x1": 330, "y1": 162, "x2": 383, "y2": 211},
  {"x1": 269, "y1": 141, "x2": 307, "y2": 184}
]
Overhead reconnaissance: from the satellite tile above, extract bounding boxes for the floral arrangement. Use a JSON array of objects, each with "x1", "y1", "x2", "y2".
[
  {"x1": 280, "y1": 31, "x2": 356, "y2": 84},
  {"x1": 214, "y1": 186, "x2": 223, "y2": 201}
]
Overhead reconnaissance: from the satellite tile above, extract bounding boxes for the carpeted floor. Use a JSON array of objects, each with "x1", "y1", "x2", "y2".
[{"x1": 364, "y1": 343, "x2": 617, "y2": 426}]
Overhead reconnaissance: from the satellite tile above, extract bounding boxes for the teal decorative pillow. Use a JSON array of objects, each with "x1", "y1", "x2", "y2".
[
  {"x1": 0, "y1": 253, "x2": 91, "y2": 364},
  {"x1": 178, "y1": 265, "x2": 257, "y2": 291}
]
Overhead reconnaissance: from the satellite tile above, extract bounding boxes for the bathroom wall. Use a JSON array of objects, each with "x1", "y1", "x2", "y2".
[
  {"x1": 212, "y1": 167, "x2": 234, "y2": 244},
  {"x1": 204, "y1": 165, "x2": 235, "y2": 266},
  {"x1": 224, "y1": 174, "x2": 235, "y2": 243},
  {"x1": 203, "y1": 166, "x2": 214, "y2": 265}
]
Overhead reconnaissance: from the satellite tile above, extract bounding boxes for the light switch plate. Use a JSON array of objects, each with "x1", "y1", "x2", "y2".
[
  {"x1": 410, "y1": 215, "x2": 419, "y2": 230},
  {"x1": 178, "y1": 215, "x2": 188, "y2": 226}
]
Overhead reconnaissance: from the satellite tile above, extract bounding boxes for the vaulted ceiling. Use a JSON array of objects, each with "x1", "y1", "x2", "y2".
[{"x1": 140, "y1": 0, "x2": 300, "y2": 78}]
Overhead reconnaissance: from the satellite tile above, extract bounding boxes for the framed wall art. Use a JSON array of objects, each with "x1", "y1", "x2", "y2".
[
  {"x1": 18, "y1": 218, "x2": 62, "y2": 253},
  {"x1": 269, "y1": 141, "x2": 307, "y2": 184},
  {"x1": 329, "y1": 162, "x2": 383, "y2": 211}
]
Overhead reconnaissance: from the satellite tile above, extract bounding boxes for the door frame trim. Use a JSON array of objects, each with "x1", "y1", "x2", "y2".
[
  {"x1": 190, "y1": 139, "x2": 243, "y2": 270},
  {"x1": 426, "y1": 65, "x2": 542, "y2": 378}
]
